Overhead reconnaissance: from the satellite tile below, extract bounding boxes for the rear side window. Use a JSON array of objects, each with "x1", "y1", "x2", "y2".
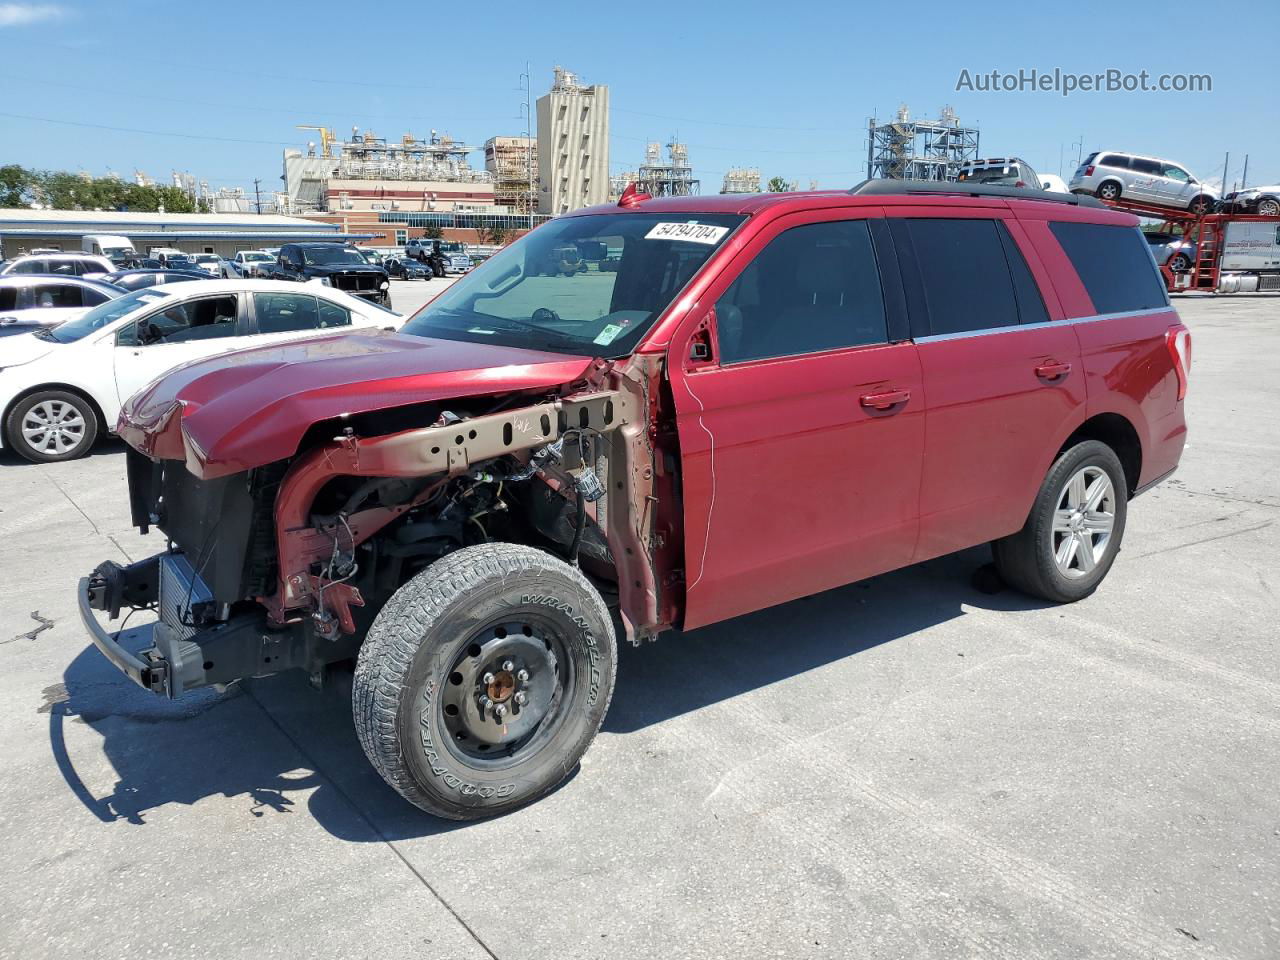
[
  {"x1": 715, "y1": 219, "x2": 887, "y2": 364},
  {"x1": 0, "y1": 288, "x2": 17, "y2": 310},
  {"x1": 1049, "y1": 222, "x2": 1168, "y2": 314},
  {"x1": 82, "y1": 286, "x2": 114, "y2": 306},
  {"x1": 1099, "y1": 154, "x2": 1131, "y2": 169},
  {"x1": 254, "y1": 292, "x2": 321, "y2": 333},
  {"x1": 900, "y1": 219, "x2": 1020, "y2": 335}
]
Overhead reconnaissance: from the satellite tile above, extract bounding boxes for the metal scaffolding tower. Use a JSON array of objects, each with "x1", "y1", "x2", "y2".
[
  {"x1": 721, "y1": 167, "x2": 761, "y2": 194},
  {"x1": 637, "y1": 140, "x2": 700, "y2": 197},
  {"x1": 866, "y1": 105, "x2": 979, "y2": 182}
]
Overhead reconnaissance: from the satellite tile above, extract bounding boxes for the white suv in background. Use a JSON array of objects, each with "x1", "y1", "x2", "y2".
[{"x1": 1069, "y1": 151, "x2": 1216, "y2": 213}]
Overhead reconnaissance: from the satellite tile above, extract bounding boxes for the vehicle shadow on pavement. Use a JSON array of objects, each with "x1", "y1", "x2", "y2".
[
  {"x1": 0, "y1": 437, "x2": 129, "y2": 467},
  {"x1": 49, "y1": 546, "x2": 1049, "y2": 837}
]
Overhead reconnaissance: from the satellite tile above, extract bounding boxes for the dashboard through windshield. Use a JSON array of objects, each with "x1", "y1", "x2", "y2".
[{"x1": 399, "y1": 212, "x2": 744, "y2": 356}]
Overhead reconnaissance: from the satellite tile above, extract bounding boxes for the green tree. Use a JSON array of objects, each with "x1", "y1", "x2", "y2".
[
  {"x1": 474, "y1": 224, "x2": 510, "y2": 246},
  {"x1": 0, "y1": 165, "x2": 39, "y2": 207},
  {"x1": 422, "y1": 222, "x2": 444, "y2": 240},
  {"x1": 766, "y1": 176, "x2": 793, "y2": 193}
]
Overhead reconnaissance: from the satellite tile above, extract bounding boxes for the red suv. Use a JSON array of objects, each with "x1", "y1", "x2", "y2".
[{"x1": 81, "y1": 181, "x2": 1190, "y2": 820}]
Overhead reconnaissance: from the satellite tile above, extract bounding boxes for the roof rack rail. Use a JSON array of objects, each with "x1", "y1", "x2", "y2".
[{"x1": 848, "y1": 179, "x2": 1103, "y2": 208}]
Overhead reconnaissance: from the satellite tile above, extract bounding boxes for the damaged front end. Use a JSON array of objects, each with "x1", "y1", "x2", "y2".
[{"x1": 80, "y1": 356, "x2": 673, "y2": 699}]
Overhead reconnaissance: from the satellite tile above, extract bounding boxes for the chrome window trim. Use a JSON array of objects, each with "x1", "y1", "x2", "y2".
[{"x1": 912, "y1": 307, "x2": 1172, "y2": 344}]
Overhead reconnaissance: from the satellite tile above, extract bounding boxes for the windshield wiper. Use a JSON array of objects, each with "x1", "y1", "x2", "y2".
[{"x1": 33, "y1": 327, "x2": 57, "y2": 342}]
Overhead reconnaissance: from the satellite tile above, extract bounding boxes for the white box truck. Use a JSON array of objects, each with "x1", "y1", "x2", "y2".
[{"x1": 81, "y1": 234, "x2": 137, "y2": 267}]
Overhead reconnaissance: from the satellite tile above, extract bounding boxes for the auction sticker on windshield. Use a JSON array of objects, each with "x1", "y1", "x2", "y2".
[{"x1": 645, "y1": 222, "x2": 731, "y2": 245}]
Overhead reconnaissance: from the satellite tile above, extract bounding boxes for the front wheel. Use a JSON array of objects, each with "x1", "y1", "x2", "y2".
[
  {"x1": 993, "y1": 440, "x2": 1128, "y2": 603},
  {"x1": 1257, "y1": 197, "x2": 1280, "y2": 217},
  {"x1": 4, "y1": 389, "x2": 99, "y2": 463},
  {"x1": 352, "y1": 543, "x2": 617, "y2": 820},
  {"x1": 1188, "y1": 195, "x2": 1213, "y2": 215}
]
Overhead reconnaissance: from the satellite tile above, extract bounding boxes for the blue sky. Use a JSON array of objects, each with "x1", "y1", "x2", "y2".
[{"x1": 2, "y1": 0, "x2": 1278, "y2": 195}]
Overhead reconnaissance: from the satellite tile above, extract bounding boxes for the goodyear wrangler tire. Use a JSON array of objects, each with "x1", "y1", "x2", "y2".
[{"x1": 352, "y1": 543, "x2": 617, "y2": 820}]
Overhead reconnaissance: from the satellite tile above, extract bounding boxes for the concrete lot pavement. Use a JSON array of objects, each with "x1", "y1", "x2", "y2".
[{"x1": 1, "y1": 294, "x2": 1277, "y2": 959}]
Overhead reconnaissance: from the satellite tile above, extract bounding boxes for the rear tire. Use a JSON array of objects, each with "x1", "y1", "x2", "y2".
[
  {"x1": 1095, "y1": 181, "x2": 1122, "y2": 202},
  {"x1": 992, "y1": 440, "x2": 1128, "y2": 604},
  {"x1": 4, "y1": 389, "x2": 99, "y2": 463},
  {"x1": 352, "y1": 543, "x2": 617, "y2": 820}
]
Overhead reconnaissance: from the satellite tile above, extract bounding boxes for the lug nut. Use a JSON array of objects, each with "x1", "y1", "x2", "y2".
[
  {"x1": 516, "y1": 669, "x2": 529, "y2": 682},
  {"x1": 479, "y1": 695, "x2": 491, "y2": 708},
  {"x1": 482, "y1": 672, "x2": 495, "y2": 685},
  {"x1": 514, "y1": 691, "x2": 528, "y2": 705},
  {"x1": 495, "y1": 704, "x2": 507, "y2": 718},
  {"x1": 502, "y1": 660, "x2": 514, "y2": 672}
]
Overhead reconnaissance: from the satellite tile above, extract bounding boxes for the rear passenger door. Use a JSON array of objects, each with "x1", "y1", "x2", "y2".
[
  {"x1": 888, "y1": 212, "x2": 1084, "y2": 561},
  {"x1": 669, "y1": 210, "x2": 925, "y2": 629}
]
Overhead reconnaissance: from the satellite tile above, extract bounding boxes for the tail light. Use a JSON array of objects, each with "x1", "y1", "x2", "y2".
[
  {"x1": 1166, "y1": 327, "x2": 1191, "y2": 401},
  {"x1": 1084, "y1": 165, "x2": 1095, "y2": 177}
]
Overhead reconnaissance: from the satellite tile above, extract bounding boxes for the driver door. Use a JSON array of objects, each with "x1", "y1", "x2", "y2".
[
  {"x1": 113, "y1": 293, "x2": 248, "y2": 407},
  {"x1": 668, "y1": 210, "x2": 925, "y2": 630}
]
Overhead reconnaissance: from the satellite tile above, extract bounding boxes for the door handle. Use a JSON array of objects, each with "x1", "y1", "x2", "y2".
[
  {"x1": 860, "y1": 389, "x2": 910, "y2": 411},
  {"x1": 1035, "y1": 361, "x2": 1072, "y2": 381}
]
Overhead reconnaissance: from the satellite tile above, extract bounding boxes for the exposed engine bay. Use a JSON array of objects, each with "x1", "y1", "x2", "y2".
[{"x1": 86, "y1": 356, "x2": 676, "y2": 697}]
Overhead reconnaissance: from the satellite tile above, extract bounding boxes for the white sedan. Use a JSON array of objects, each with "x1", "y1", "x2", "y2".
[{"x1": 0, "y1": 279, "x2": 400, "y2": 463}]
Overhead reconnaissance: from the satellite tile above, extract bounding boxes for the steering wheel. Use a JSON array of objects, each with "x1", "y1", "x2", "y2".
[{"x1": 531, "y1": 307, "x2": 561, "y2": 324}]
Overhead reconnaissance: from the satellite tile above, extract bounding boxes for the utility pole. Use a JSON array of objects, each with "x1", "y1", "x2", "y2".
[
  {"x1": 1220, "y1": 152, "x2": 1229, "y2": 202},
  {"x1": 253, "y1": 178, "x2": 262, "y2": 215},
  {"x1": 518, "y1": 62, "x2": 535, "y2": 233},
  {"x1": 1241, "y1": 154, "x2": 1249, "y2": 190}
]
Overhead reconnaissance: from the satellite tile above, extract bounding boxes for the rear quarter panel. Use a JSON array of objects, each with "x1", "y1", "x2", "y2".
[{"x1": 1017, "y1": 204, "x2": 1187, "y2": 490}]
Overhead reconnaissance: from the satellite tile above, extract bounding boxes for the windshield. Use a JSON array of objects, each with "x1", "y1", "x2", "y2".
[
  {"x1": 400, "y1": 211, "x2": 744, "y2": 357},
  {"x1": 242, "y1": 252, "x2": 270, "y2": 262},
  {"x1": 194, "y1": 255, "x2": 218, "y2": 263},
  {"x1": 301, "y1": 246, "x2": 367, "y2": 265},
  {"x1": 42, "y1": 288, "x2": 171, "y2": 343}
]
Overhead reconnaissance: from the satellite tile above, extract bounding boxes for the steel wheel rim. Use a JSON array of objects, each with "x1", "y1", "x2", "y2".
[
  {"x1": 21, "y1": 400, "x2": 86, "y2": 455},
  {"x1": 438, "y1": 616, "x2": 572, "y2": 769},
  {"x1": 1052, "y1": 465, "x2": 1116, "y2": 580}
]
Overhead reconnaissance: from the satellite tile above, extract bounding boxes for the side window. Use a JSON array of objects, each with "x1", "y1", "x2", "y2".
[
  {"x1": 253, "y1": 292, "x2": 321, "y2": 333},
  {"x1": 902, "y1": 218, "x2": 1020, "y2": 335},
  {"x1": 0, "y1": 288, "x2": 17, "y2": 311},
  {"x1": 31, "y1": 284, "x2": 84, "y2": 308},
  {"x1": 49, "y1": 260, "x2": 78, "y2": 275},
  {"x1": 1048, "y1": 222, "x2": 1168, "y2": 314},
  {"x1": 138, "y1": 295, "x2": 240, "y2": 344},
  {"x1": 1131, "y1": 158, "x2": 1162, "y2": 176},
  {"x1": 1162, "y1": 165, "x2": 1190, "y2": 182},
  {"x1": 317, "y1": 299, "x2": 352, "y2": 329},
  {"x1": 13, "y1": 258, "x2": 46, "y2": 274},
  {"x1": 1099, "y1": 154, "x2": 1131, "y2": 169},
  {"x1": 995, "y1": 224, "x2": 1049, "y2": 326},
  {"x1": 82, "y1": 286, "x2": 114, "y2": 306},
  {"x1": 715, "y1": 219, "x2": 887, "y2": 364}
]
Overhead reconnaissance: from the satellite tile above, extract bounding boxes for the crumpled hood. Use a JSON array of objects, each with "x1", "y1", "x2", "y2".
[{"x1": 118, "y1": 329, "x2": 594, "y2": 479}]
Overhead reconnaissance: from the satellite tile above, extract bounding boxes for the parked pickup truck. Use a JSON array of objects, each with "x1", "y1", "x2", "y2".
[
  {"x1": 81, "y1": 181, "x2": 1190, "y2": 820},
  {"x1": 268, "y1": 242, "x2": 391, "y2": 306}
]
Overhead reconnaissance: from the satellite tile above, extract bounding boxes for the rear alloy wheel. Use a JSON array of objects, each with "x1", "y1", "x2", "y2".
[
  {"x1": 1189, "y1": 195, "x2": 1213, "y2": 215},
  {"x1": 352, "y1": 543, "x2": 617, "y2": 820},
  {"x1": 993, "y1": 440, "x2": 1128, "y2": 603},
  {"x1": 1095, "y1": 181, "x2": 1122, "y2": 202},
  {"x1": 1257, "y1": 198, "x2": 1280, "y2": 217},
  {"x1": 5, "y1": 390, "x2": 99, "y2": 463}
]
